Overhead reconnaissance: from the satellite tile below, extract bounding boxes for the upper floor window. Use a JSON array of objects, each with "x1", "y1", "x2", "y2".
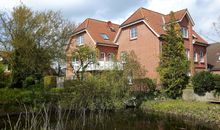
[
  {"x1": 76, "y1": 35, "x2": 84, "y2": 46},
  {"x1": 194, "y1": 51, "x2": 198, "y2": 62},
  {"x1": 108, "y1": 53, "x2": 115, "y2": 61},
  {"x1": 185, "y1": 49, "x2": 190, "y2": 60},
  {"x1": 100, "y1": 52, "x2": 105, "y2": 61},
  {"x1": 200, "y1": 51, "x2": 204, "y2": 63},
  {"x1": 181, "y1": 27, "x2": 188, "y2": 38},
  {"x1": 130, "y1": 27, "x2": 137, "y2": 39},
  {"x1": 100, "y1": 33, "x2": 109, "y2": 40}
]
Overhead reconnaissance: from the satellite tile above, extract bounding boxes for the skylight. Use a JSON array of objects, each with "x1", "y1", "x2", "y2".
[{"x1": 100, "y1": 33, "x2": 109, "y2": 40}]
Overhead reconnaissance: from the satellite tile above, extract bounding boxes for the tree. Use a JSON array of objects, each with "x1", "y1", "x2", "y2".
[
  {"x1": 72, "y1": 45, "x2": 98, "y2": 80},
  {"x1": 0, "y1": 5, "x2": 75, "y2": 87},
  {"x1": 192, "y1": 71, "x2": 215, "y2": 96},
  {"x1": 157, "y1": 12, "x2": 190, "y2": 99},
  {"x1": 122, "y1": 51, "x2": 146, "y2": 84}
]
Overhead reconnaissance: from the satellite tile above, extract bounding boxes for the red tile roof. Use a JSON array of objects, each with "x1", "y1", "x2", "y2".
[
  {"x1": 73, "y1": 18, "x2": 119, "y2": 45},
  {"x1": 121, "y1": 7, "x2": 165, "y2": 35},
  {"x1": 74, "y1": 7, "x2": 207, "y2": 44},
  {"x1": 192, "y1": 30, "x2": 208, "y2": 44}
]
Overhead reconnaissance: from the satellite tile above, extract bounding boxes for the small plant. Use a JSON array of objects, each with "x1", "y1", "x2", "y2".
[
  {"x1": 44, "y1": 76, "x2": 57, "y2": 88},
  {"x1": 191, "y1": 71, "x2": 215, "y2": 96}
]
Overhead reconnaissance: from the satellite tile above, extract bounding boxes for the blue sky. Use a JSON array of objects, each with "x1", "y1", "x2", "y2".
[{"x1": 0, "y1": 0, "x2": 220, "y2": 43}]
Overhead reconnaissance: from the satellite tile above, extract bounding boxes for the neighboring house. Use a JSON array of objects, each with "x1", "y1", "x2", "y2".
[
  {"x1": 207, "y1": 43, "x2": 220, "y2": 74},
  {"x1": 66, "y1": 7, "x2": 208, "y2": 80},
  {"x1": 66, "y1": 19, "x2": 119, "y2": 79}
]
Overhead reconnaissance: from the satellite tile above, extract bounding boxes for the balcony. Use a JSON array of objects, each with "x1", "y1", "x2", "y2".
[{"x1": 72, "y1": 61, "x2": 123, "y2": 71}]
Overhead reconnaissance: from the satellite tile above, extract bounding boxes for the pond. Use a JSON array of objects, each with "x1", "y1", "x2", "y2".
[{"x1": 0, "y1": 109, "x2": 216, "y2": 130}]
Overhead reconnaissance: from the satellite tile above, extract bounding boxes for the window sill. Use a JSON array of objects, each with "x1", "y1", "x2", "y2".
[
  {"x1": 130, "y1": 37, "x2": 137, "y2": 41},
  {"x1": 76, "y1": 43, "x2": 84, "y2": 47},
  {"x1": 194, "y1": 61, "x2": 198, "y2": 63}
]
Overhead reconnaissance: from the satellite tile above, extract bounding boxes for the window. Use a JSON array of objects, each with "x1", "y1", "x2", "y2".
[
  {"x1": 218, "y1": 56, "x2": 220, "y2": 61},
  {"x1": 200, "y1": 51, "x2": 204, "y2": 63},
  {"x1": 100, "y1": 33, "x2": 109, "y2": 40},
  {"x1": 185, "y1": 49, "x2": 190, "y2": 60},
  {"x1": 100, "y1": 52, "x2": 105, "y2": 61},
  {"x1": 76, "y1": 35, "x2": 84, "y2": 46},
  {"x1": 107, "y1": 53, "x2": 114, "y2": 61},
  {"x1": 181, "y1": 27, "x2": 188, "y2": 38},
  {"x1": 130, "y1": 27, "x2": 137, "y2": 39},
  {"x1": 194, "y1": 51, "x2": 198, "y2": 62},
  {"x1": 120, "y1": 52, "x2": 126, "y2": 63}
]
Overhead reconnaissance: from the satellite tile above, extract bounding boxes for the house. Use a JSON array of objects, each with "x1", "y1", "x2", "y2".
[
  {"x1": 66, "y1": 19, "x2": 120, "y2": 79},
  {"x1": 207, "y1": 43, "x2": 220, "y2": 74},
  {"x1": 66, "y1": 7, "x2": 208, "y2": 80}
]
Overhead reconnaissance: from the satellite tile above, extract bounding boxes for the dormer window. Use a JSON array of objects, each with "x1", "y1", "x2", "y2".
[
  {"x1": 130, "y1": 27, "x2": 137, "y2": 40},
  {"x1": 181, "y1": 27, "x2": 188, "y2": 38},
  {"x1": 200, "y1": 51, "x2": 204, "y2": 63},
  {"x1": 100, "y1": 33, "x2": 109, "y2": 40}
]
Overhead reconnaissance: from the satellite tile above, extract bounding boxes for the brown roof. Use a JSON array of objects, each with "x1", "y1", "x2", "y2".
[
  {"x1": 121, "y1": 7, "x2": 165, "y2": 35},
  {"x1": 164, "y1": 9, "x2": 187, "y2": 24},
  {"x1": 192, "y1": 30, "x2": 208, "y2": 44},
  {"x1": 74, "y1": 7, "x2": 207, "y2": 45},
  {"x1": 207, "y1": 43, "x2": 220, "y2": 70},
  {"x1": 73, "y1": 18, "x2": 119, "y2": 45}
]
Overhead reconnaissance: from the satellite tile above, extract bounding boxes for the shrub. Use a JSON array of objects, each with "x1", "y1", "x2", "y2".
[
  {"x1": 44, "y1": 76, "x2": 57, "y2": 88},
  {"x1": 133, "y1": 78, "x2": 156, "y2": 92},
  {"x1": 213, "y1": 74, "x2": 220, "y2": 95},
  {"x1": 191, "y1": 71, "x2": 215, "y2": 96},
  {"x1": 23, "y1": 76, "x2": 35, "y2": 87}
]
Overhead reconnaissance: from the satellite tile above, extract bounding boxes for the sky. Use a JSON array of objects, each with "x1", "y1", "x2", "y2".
[{"x1": 0, "y1": 0, "x2": 219, "y2": 43}]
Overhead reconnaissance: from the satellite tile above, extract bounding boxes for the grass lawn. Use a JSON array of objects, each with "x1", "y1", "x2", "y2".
[{"x1": 141, "y1": 100, "x2": 220, "y2": 128}]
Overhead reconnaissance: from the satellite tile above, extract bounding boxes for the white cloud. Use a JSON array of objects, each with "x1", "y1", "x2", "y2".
[
  {"x1": 0, "y1": 0, "x2": 219, "y2": 42},
  {"x1": 144, "y1": 0, "x2": 220, "y2": 42}
]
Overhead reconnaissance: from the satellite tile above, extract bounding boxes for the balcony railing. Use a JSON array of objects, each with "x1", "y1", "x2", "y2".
[{"x1": 72, "y1": 61, "x2": 123, "y2": 71}]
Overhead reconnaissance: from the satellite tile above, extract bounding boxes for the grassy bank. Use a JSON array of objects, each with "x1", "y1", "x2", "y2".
[{"x1": 141, "y1": 100, "x2": 220, "y2": 128}]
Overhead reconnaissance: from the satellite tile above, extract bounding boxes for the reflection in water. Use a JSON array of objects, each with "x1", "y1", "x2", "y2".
[{"x1": 0, "y1": 109, "x2": 215, "y2": 130}]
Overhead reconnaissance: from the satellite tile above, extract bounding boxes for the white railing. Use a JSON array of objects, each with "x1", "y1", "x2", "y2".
[{"x1": 72, "y1": 61, "x2": 123, "y2": 71}]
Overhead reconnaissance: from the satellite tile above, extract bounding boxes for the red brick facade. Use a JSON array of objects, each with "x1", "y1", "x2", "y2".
[{"x1": 66, "y1": 7, "x2": 208, "y2": 80}]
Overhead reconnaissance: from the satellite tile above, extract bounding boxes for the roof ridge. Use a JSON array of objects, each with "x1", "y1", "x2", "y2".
[
  {"x1": 140, "y1": 7, "x2": 165, "y2": 16},
  {"x1": 165, "y1": 8, "x2": 187, "y2": 16},
  {"x1": 85, "y1": 18, "x2": 119, "y2": 26},
  {"x1": 121, "y1": 7, "x2": 145, "y2": 26}
]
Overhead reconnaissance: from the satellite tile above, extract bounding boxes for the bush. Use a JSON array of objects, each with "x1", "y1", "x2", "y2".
[
  {"x1": 23, "y1": 76, "x2": 35, "y2": 87},
  {"x1": 192, "y1": 71, "x2": 215, "y2": 96},
  {"x1": 44, "y1": 76, "x2": 57, "y2": 88},
  {"x1": 133, "y1": 78, "x2": 156, "y2": 92},
  {"x1": 213, "y1": 74, "x2": 220, "y2": 95}
]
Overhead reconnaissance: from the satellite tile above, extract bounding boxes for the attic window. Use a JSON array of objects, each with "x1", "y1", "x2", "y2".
[{"x1": 100, "y1": 33, "x2": 109, "y2": 40}]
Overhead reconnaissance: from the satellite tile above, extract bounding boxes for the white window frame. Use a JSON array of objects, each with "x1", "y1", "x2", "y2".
[
  {"x1": 107, "y1": 53, "x2": 114, "y2": 61},
  {"x1": 185, "y1": 49, "x2": 190, "y2": 60},
  {"x1": 200, "y1": 51, "x2": 205, "y2": 63},
  {"x1": 194, "y1": 51, "x2": 198, "y2": 62},
  {"x1": 181, "y1": 27, "x2": 188, "y2": 38},
  {"x1": 130, "y1": 27, "x2": 137, "y2": 40},
  {"x1": 76, "y1": 35, "x2": 84, "y2": 46},
  {"x1": 100, "y1": 52, "x2": 106, "y2": 61}
]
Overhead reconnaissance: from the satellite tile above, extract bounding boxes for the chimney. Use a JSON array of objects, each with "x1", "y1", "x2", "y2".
[{"x1": 107, "y1": 21, "x2": 115, "y2": 32}]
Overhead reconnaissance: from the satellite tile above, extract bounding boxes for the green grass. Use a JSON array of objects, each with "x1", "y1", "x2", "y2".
[{"x1": 141, "y1": 100, "x2": 220, "y2": 125}]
